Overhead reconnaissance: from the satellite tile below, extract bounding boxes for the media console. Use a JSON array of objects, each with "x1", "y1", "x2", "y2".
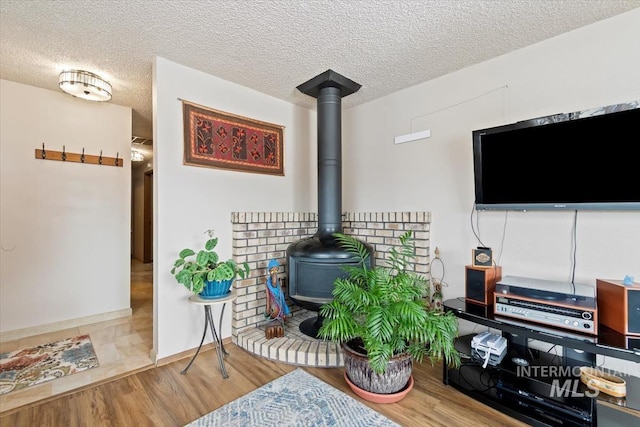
[{"x1": 443, "y1": 298, "x2": 640, "y2": 426}]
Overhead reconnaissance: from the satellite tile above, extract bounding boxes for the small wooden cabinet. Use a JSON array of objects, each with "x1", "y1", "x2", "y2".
[
  {"x1": 597, "y1": 279, "x2": 640, "y2": 335},
  {"x1": 465, "y1": 265, "x2": 502, "y2": 305}
]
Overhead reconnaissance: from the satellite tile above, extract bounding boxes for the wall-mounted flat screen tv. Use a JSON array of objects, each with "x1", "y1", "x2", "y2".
[{"x1": 472, "y1": 103, "x2": 640, "y2": 211}]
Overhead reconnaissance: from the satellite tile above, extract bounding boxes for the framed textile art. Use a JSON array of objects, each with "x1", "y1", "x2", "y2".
[{"x1": 182, "y1": 100, "x2": 284, "y2": 175}]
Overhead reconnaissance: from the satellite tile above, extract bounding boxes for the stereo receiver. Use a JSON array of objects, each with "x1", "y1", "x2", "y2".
[{"x1": 494, "y1": 276, "x2": 597, "y2": 335}]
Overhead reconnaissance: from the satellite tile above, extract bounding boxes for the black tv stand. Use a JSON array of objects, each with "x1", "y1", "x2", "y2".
[{"x1": 443, "y1": 298, "x2": 640, "y2": 426}]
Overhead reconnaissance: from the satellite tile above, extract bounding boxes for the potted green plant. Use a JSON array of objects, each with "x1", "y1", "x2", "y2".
[
  {"x1": 318, "y1": 230, "x2": 460, "y2": 401},
  {"x1": 170, "y1": 229, "x2": 250, "y2": 298}
]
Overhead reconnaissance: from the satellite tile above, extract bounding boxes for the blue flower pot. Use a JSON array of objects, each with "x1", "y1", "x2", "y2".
[{"x1": 199, "y1": 279, "x2": 233, "y2": 299}]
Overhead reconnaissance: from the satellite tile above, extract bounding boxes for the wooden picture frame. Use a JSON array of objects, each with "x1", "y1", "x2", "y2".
[
  {"x1": 182, "y1": 100, "x2": 284, "y2": 176},
  {"x1": 472, "y1": 247, "x2": 493, "y2": 268}
]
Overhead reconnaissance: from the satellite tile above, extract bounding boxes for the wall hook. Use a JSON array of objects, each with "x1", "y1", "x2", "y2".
[{"x1": 35, "y1": 145, "x2": 122, "y2": 167}]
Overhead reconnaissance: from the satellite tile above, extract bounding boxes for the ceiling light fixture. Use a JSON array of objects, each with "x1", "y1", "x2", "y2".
[
  {"x1": 131, "y1": 150, "x2": 144, "y2": 162},
  {"x1": 59, "y1": 70, "x2": 112, "y2": 102}
]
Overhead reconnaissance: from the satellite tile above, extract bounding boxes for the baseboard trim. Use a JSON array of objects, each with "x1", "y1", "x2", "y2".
[
  {"x1": 0, "y1": 308, "x2": 133, "y2": 342},
  {"x1": 149, "y1": 348, "x2": 158, "y2": 365}
]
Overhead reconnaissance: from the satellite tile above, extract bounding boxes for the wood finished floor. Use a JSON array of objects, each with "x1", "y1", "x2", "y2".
[
  {"x1": 0, "y1": 259, "x2": 154, "y2": 414},
  {"x1": 1, "y1": 260, "x2": 526, "y2": 426},
  {"x1": 1, "y1": 340, "x2": 527, "y2": 427}
]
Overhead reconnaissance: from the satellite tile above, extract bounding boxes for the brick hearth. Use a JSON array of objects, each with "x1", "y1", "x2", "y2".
[
  {"x1": 237, "y1": 309, "x2": 344, "y2": 367},
  {"x1": 230, "y1": 211, "x2": 431, "y2": 368}
]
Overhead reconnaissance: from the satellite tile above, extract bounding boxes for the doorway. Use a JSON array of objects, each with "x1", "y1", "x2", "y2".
[
  {"x1": 143, "y1": 170, "x2": 153, "y2": 263},
  {"x1": 130, "y1": 158, "x2": 154, "y2": 371}
]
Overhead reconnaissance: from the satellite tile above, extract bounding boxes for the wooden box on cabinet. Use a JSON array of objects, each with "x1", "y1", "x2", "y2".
[{"x1": 597, "y1": 279, "x2": 640, "y2": 336}]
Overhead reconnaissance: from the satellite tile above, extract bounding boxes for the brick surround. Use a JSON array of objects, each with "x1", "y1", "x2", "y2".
[{"x1": 231, "y1": 211, "x2": 431, "y2": 367}]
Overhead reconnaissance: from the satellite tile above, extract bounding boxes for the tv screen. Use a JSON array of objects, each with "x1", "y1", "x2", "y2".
[{"x1": 472, "y1": 104, "x2": 640, "y2": 211}]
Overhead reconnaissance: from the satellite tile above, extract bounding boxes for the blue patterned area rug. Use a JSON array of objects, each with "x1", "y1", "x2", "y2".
[{"x1": 185, "y1": 368, "x2": 400, "y2": 426}]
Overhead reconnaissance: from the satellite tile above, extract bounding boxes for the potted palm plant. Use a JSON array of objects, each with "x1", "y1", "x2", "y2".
[
  {"x1": 318, "y1": 230, "x2": 460, "y2": 402},
  {"x1": 170, "y1": 229, "x2": 250, "y2": 298}
]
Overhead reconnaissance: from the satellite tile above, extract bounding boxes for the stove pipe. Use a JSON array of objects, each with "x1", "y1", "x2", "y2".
[{"x1": 287, "y1": 70, "x2": 373, "y2": 337}]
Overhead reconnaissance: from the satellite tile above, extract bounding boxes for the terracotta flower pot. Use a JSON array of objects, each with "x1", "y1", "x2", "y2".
[
  {"x1": 344, "y1": 371, "x2": 414, "y2": 404},
  {"x1": 341, "y1": 339, "x2": 412, "y2": 395}
]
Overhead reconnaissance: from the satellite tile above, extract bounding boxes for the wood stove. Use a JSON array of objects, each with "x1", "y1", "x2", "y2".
[{"x1": 287, "y1": 70, "x2": 373, "y2": 337}]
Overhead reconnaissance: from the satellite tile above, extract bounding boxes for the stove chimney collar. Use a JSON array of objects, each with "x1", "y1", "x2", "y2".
[{"x1": 296, "y1": 69, "x2": 362, "y2": 99}]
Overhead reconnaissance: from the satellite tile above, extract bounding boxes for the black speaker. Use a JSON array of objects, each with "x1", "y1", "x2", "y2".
[
  {"x1": 597, "y1": 279, "x2": 640, "y2": 335},
  {"x1": 629, "y1": 290, "x2": 640, "y2": 334},
  {"x1": 465, "y1": 265, "x2": 502, "y2": 305}
]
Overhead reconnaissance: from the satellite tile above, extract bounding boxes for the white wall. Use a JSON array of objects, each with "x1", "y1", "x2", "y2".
[
  {"x1": 0, "y1": 80, "x2": 132, "y2": 334},
  {"x1": 153, "y1": 57, "x2": 315, "y2": 359},
  {"x1": 343, "y1": 9, "x2": 640, "y2": 295},
  {"x1": 152, "y1": 10, "x2": 640, "y2": 365},
  {"x1": 342, "y1": 9, "x2": 640, "y2": 370}
]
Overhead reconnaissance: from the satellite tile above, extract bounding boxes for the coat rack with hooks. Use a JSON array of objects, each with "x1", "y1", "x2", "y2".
[{"x1": 35, "y1": 144, "x2": 123, "y2": 167}]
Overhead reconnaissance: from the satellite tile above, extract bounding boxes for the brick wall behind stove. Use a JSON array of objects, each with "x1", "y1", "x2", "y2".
[{"x1": 230, "y1": 211, "x2": 432, "y2": 344}]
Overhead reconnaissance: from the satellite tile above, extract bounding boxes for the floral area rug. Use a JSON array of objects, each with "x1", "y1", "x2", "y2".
[
  {"x1": 185, "y1": 368, "x2": 400, "y2": 427},
  {"x1": 0, "y1": 334, "x2": 99, "y2": 395}
]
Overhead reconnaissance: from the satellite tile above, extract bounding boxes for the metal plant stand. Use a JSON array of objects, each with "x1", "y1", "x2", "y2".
[{"x1": 181, "y1": 292, "x2": 236, "y2": 379}]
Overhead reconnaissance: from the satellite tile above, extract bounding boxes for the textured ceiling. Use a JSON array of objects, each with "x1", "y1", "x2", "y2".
[{"x1": 1, "y1": 0, "x2": 639, "y2": 141}]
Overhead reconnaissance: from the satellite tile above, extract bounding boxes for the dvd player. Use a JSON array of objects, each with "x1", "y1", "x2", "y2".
[
  {"x1": 496, "y1": 381, "x2": 593, "y2": 427},
  {"x1": 497, "y1": 369, "x2": 594, "y2": 426},
  {"x1": 494, "y1": 316, "x2": 597, "y2": 343}
]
